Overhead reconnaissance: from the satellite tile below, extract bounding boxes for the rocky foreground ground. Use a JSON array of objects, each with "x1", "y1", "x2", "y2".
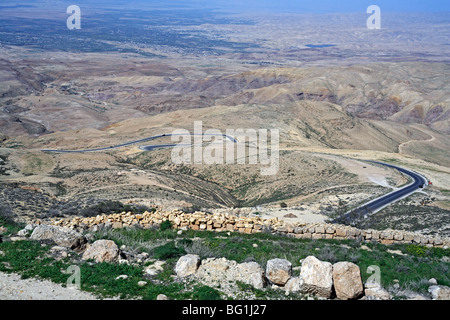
[{"x1": 1, "y1": 213, "x2": 449, "y2": 300}]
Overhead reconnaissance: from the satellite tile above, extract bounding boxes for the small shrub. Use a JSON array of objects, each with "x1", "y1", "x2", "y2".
[
  {"x1": 316, "y1": 246, "x2": 338, "y2": 263},
  {"x1": 178, "y1": 238, "x2": 193, "y2": 247},
  {"x1": 159, "y1": 220, "x2": 173, "y2": 231},
  {"x1": 405, "y1": 245, "x2": 427, "y2": 257},
  {"x1": 152, "y1": 242, "x2": 186, "y2": 260},
  {"x1": 279, "y1": 202, "x2": 287, "y2": 208},
  {"x1": 184, "y1": 240, "x2": 216, "y2": 259}
]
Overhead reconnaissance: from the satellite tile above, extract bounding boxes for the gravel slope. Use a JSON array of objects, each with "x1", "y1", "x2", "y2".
[{"x1": 0, "y1": 271, "x2": 100, "y2": 300}]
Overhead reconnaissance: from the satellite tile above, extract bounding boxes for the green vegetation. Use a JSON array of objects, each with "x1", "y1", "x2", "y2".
[
  {"x1": 159, "y1": 219, "x2": 173, "y2": 231},
  {"x1": 88, "y1": 226, "x2": 449, "y2": 296},
  {"x1": 0, "y1": 219, "x2": 448, "y2": 299},
  {"x1": 152, "y1": 242, "x2": 186, "y2": 260},
  {"x1": 192, "y1": 285, "x2": 222, "y2": 300}
]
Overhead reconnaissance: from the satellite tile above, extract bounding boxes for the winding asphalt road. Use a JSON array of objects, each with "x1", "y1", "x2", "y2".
[
  {"x1": 333, "y1": 161, "x2": 428, "y2": 224},
  {"x1": 42, "y1": 138, "x2": 427, "y2": 223},
  {"x1": 41, "y1": 133, "x2": 237, "y2": 153}
]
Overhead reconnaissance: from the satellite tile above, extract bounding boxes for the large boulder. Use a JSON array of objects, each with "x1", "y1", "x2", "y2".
[
  {"x1": 81, "y1": 240, "x2": 120, "y2": 263},
  {"x1": 332, "y1": 262, "x2": 364, "y2": 300},
  {"x1": 299, "y1": 256, "x2": 333, "y2": 298},
  {"x1": 191, "y1": 257, "x2": 266, "y2": 290},
  {"x1": 428, "y1": 285, "x2": 450, "y2": 300},
  {"x1": 30, "y1": 224, "x2": 86, "y2": 251},
  {"x1": 175, "y1": 254, "x2": 201, "y2": 277},
  {"x1": 285, "y1": 277, "x2": 302, "y2": 293},
  {"x1": 235, "y1": 262, "x2": 266, "y2": 289},
  {"x1": 266, "y1": 258, "x2": 292, "y2": 286}
]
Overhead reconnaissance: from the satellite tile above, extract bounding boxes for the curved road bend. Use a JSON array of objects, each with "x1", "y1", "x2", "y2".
[
  {"x1": 40, "y1": 133, "x2": 237, "y2": 153},
  {"x1": 333, "y1": 161, "x2": 428, "y2": 224},
  {"x1": 42, "y1": 136, "x2": 427, "y2": 224}
]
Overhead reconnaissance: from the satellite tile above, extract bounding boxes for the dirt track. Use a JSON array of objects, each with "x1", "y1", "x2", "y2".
[{"x1": 0, "y1": 271, "x2": 100, "y2": 300}]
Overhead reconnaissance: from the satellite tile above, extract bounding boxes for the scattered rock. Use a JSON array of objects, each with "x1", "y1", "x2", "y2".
[
  {"x1": 82, "y1": 240, "x2": 120, "y2": 263},
  {"x1": 138, "y1": 281, "x2": 147, "y2": 287},
  {"x1": 175, "y1": 254, "x2": 201, "y2": 277},
  {"x1": 266, "y1": 258, "x2": 292, "y2": 286},
  {"x1": 235, "y1": 261, "x2": 266, "y2": 289},
  {"x1": 397, "y1": 290, "x2": 428, "y2": 300},
  {"x1": 387, "y1": 249, "x2": 406, "y2": 256},
  {"x1": 332, "y1": 262, "x2": 364, "y2": 300},
  {"x1": 9, "y1": 236, "x2": 27, "y2": 242},
  {"x1": 17, "y1": 230, "x2": 28, "y2": 237},
  {"x1": 115, "y1": 275, "x2": 128, "y2": 280},
  {"x1": 49, "y1": 246, "x2": 69, "y2": 260},
  {"x1": 364, "y1": 282, "x2": 391, "y2": 300},
  {"x1": 17, "y1": 225, "x2": 34, "y2": 237},
  {"x1": 428, "y1": 285, "x2": 450, "y2": 300},
  {"x1": 299, "y1": 256, "x2": 333, "y2": 298},
  {"x1": 428, "y1": 278, "x2": 438, "y2": 285},
  {"x1": 157, "y1": 294, "x2": 169, "y2": 300},
  {"x1": 144, "y1": 260, "x2": 166, "y2": 276},
  {"x1": 30, "y1": 225, "x2": 86, "y2": 251}
]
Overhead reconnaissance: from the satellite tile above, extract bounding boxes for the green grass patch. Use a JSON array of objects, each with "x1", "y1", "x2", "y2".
[{"x1": 1, "y1": 224, "x2": 448, "y2": 299}]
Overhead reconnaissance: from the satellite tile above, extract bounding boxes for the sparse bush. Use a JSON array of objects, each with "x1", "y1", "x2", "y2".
[
  {"x1": 183, "y1": 240, "x2": 216, "y2": 259},
  {"x1": 152, "y1": 242, "x2": 186, "y2": 260},
  {"x1": 159, "y1": 220, "x2": 173, "y2": 231},
  {"x1": 405, "y1": 245, "x2": 427, "y2": 257},
  {"x1": 279, "y1": 202, "x2": 287, "y2": 208},
  {"x1": 316, "y1": 246, "x2": 338, "y2": 263}
]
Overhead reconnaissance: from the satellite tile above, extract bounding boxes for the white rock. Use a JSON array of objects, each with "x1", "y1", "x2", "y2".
[
  {"x1": 30, "y1": 225, "x2": 86, "y2": 250},
  {"x1": 17, "y1": 229, "x2": 30, "y2": 237},
  {"x1": 82, "y1": 240, "x2": 120, "y2": 263},
  {"x1": 175, "y1": 254, "x2": 201, "y2": 277},
  {"x1": 144, "y1": 260, "x2": 166, "y2": 276},
  {"x1": 235, "y1": 262, "x2": 266, "y2": 289},
  {"x1": 428, "y1": 285, "x2": 450, "y2": 300},
  {"x1": 299, "y1": 256, "x2": 333, "y2": 298}
]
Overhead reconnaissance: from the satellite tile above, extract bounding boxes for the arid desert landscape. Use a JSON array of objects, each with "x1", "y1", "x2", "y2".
[{"x1": 0, "y1": 0, "x2": 449, "y2": 303}]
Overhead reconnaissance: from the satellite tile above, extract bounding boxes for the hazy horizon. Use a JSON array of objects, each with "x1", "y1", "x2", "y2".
[{"x1": 1, "y1": 0, "x2": 450, "y2": 14}]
